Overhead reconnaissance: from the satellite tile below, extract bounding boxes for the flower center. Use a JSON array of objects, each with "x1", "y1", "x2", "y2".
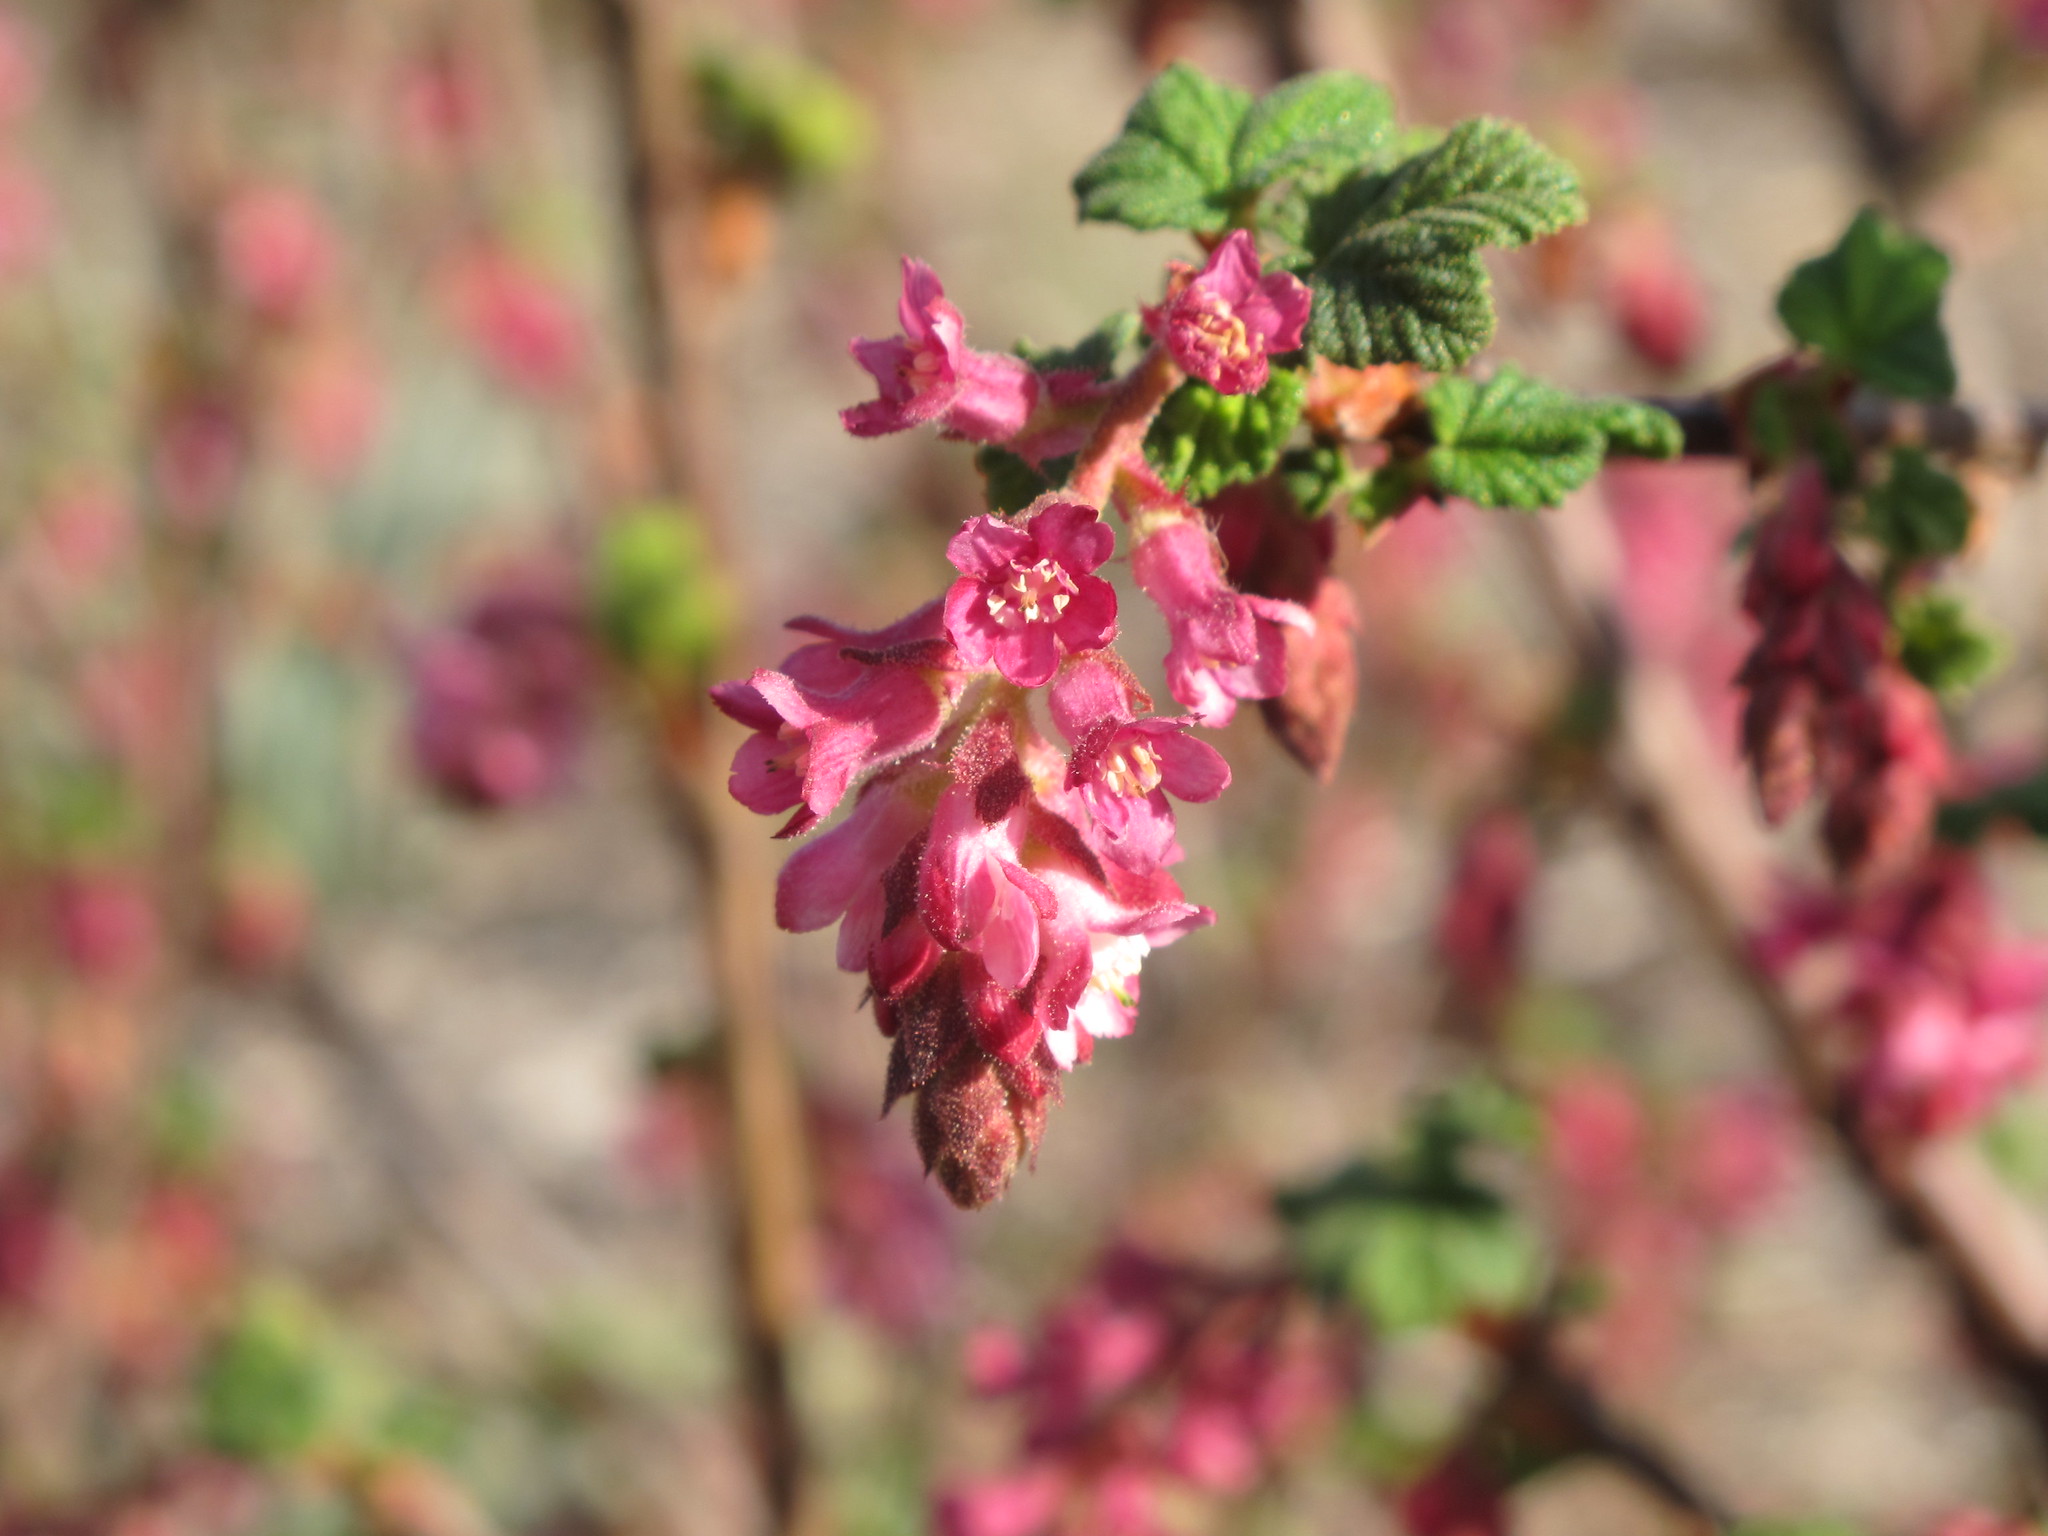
[
  {"x1": 1186, "y1": 292, "x2": 1254, "y2": 366},
  {"x1": 765, "y1": 725, "x2": 811, "y2": 779},
  {"x1": 1100, "y1": 741, "x2": 1163, "y2": 798},
  {"x1": 1088, "y1": 933, "x2": 1150, "y2": 1009},
  {"x1": 985, "y1": 558, "x2": 1077, "y2": 628}
]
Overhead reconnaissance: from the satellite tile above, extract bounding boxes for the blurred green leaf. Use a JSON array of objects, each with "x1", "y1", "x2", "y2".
[
  {"x1": 1777, "y1": 208, "x2": 1955, "y2": 399},
  {"x1": 1422, "y1": 367, "x2": 1679, "y2": 511},
  {"x1": 1014, "y1": 312, "x2": 1142, "y2": 379},
  {"x1": 694, "y1": 48, "x2": 875, "y2": 186},
  {"x1": 1894, "y1": 590, "x2": 1999, "y2": 695},
  {"x1": 1863, "y1": 447, "x2": 1971, "y2": 564},
  {"x1": 593, "y1": 505, "x2": 731, "y2": 684},
  {"x1": 200, "y1": 1286, "x2": 335, "y2": 1462}
]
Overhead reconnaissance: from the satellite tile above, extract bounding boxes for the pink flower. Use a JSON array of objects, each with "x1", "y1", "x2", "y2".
[
  {"x1": 49, "y1": 868, "x2": 159, "y2": 989},
  {"x1": 934, "y1": 1470, "x2": 1065, "y2": 1536},
  {"x1": 1142, "y1": 230, "x2": 1309, "y2": 396},
  {"x1": 1052, "y1": 656, "x2": 1229, "y2": 873},
  {"x1": 711, "y1": 603, "x2": 957, "y2": 838},
  {"x1": 280, "y1": 337, "x2": 384, "y2": 482},
  {"x1": 0, "y1": 153, "x2": 50, "y2": 281},
  {"x1": 843, "y1": 257, "x2": 1038, "y2": 442},
  {"x1": 408, "y1": 572, "x2": 593, "y2": 809},
  {"x1": 217, "y1": 184, "x2": 335, "y2": 323},
  {"x1": 944, "y1": 499, "x2": 1118, "y2": 688},
  {"x1": 446, "y1": 247, "x2": 587, "y2": 398},
  {"x1": 1130, "y1": 512, "x2": 1308, "y2": 727}
]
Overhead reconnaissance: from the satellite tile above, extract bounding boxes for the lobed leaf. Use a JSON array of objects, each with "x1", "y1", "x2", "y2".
[
  {"x1": 1230, "y1": 72, "x2": 1394, "y2": 197},
  {"x1": 1423, "y1": 367, "x2": 1677, "y2": 512},
  {"x1": 1144, "y1": 369, "x2": 1306, "y2": 501},
  {"x1": 1300, "y1": 118, "x2": 1586, "y2": 369},
  {"x1": 1862, "y1": 446, "x2": 1971, "y2": 563},
  {"x1": 1072, "y1": 63, "x2": 1250, "y2": 232},
  {"x1": 1776, "y1": 207, "x2": 1956, "y2": 399}
]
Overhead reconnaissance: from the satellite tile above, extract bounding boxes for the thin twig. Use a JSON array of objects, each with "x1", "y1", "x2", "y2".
[{"x1": 585, "y1": 1, "x2": 818, "y2": 1530}]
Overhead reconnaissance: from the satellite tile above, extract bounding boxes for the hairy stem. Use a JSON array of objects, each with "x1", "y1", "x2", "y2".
[{"x1": 1067, "y1": 345, "x2": 1184, "y2": 510}]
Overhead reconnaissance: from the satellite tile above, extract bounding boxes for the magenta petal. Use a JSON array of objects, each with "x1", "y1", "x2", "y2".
[
  {"x1": 944, "y1": 579, "x2": 1003, "y2": 670},
  {"x1": 851, "y1": 335, "x2": 920, "y2": 401},
  {"x1": 1027, "y1": 500, "x2": 1114, "y2": 575},
  {"x1": 995, "y1": 623, "x2": 1060, "y2": 689},
  {"x1": 947, "y1": 515, "x2": 1033, "y2": 581},
  {"x1": 1200, "y1": 230, "x2": 1263, "y2": 305},
  {"x1": 1150, "y1": 728, "x2": 1230, "y2": 801},
  {"x1": 708, "y1": 678, "x2": 780, "y2": 733},
  {"x1": 944, "y1": 350, "x2": 1038, "y2": 443},
  {"x1": 774, "y1": 785, "x2": 926, "y2": 934},
  {"x1": 1049, "y1": 656, "x2": 1137, "y2": 745},
  {"x1": 729, "y1": 731, "x2": 805, "y2": 817},
  {"x1": 978, "y1": 865, "x2": 1042, "y2": 990},
  {"x1": 897, "y1": 257, "x2": 947, "y2": 337},
  {"x1": 1257, "y1": 271, "x2": 1312, "y2": 353},
  {"x1": 1054, "y1": 574, "x2": 1118, "y2": 654}
]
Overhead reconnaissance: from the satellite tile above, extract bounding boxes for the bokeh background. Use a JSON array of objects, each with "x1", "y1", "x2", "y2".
[{"x1": 6, "y1": 0, "x2": 2048, "y2": 1531}]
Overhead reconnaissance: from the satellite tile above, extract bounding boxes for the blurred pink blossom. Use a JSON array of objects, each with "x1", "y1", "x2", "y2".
[{"x1": 217, "y1": 184, "x2": 335, "y2": 323}]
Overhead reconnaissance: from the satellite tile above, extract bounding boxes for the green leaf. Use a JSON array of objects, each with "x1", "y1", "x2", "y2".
[
  {"x1": 592, "y1": 506, "x2": 731, "y2": 684},
  {"x1": 1279, "y1": 442, "x2": 1358, "y2": 518},
  {"x1": 1862, "y1": 447, "x2": 1972, "y2": 563},
  {"x1": 693, "y1": 47, "x2": 875, "y2": 186},
  {"x1": 1587, "y1": 397, "x2": 1685, "y2": 459},
  {"x1": 1230, "y1": 72, "x2": 1394, "y2": 197},
  {"x1": 1894, "y1": 591, "x2": 2000, "y2": 695},
  {"x1": 1939, "y1": 769, "x2": 2048, "y2": 844},
  {"x1": 1073, "y1": 63, "x2": 1251, "y2": 232},
  {"x1": 1423, "y1": 367, "x2": 1672, "y2": 511},
  {"x1": 975, "y1": 447, "x2": 1071, "y2": 515},
  {"x1": 1278, "y1": 1091, "x2": 1542, "y2": 1333},
  {"x1": 1144, "y1": 369, "x2": 1305, "y2": 501},
  {"x1": 1776, "y1": 207, "x2": 1956, "y2": 399},
  {"x1": 201, "y1": 1288, "x2": 333, "y2": 1462},
  {"x1": 1013, "y1": 311, "x2": 1143, "y2": 379},
  {"x1": 1301, "y1": 118, "x2": 1586, "y2": 369}
]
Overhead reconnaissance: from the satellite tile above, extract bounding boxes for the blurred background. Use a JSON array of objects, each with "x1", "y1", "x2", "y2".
[{"x1": 6, "y1": 0, "x2": 2048, "y2": 1531}]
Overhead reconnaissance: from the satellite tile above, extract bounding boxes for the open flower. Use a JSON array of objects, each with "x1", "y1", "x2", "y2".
[
  {"x1": 1053, "y1": 656, "x2": 1229, "y2": 873},
  {"x1": 710, "y1": 601, "x2": 959, "y2": 837},
  {"x1": 843, "y1": 257, "x2": 1038, "y2": 442},
  {"x1": 944, "y1": 498, "x2": 1118, "y2": 688},
  {"x1": 1143, "y1": 230, "x2": 1310, "y2": 396},
  {"x1": 1130, "y1": 513, "x2": 1308, "y2": 727}
]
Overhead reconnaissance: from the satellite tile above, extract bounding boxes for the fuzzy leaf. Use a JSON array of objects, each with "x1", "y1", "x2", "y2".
[
  {"x1": 1301, "y1": 118, "x2": 1585, "y2": 369},
  {"x1": 1895, "y1": 591, "x2": 2000, "y2": 695},
  {"x1": 974, "y1": 447, "x2": 1070, "y2": 515},
  {"x1": 1777, "y1": 208, "x2": 1956, "y2": 399},
  {"x1": 1144, "y1": 369, "x2": 1306, "y2": 501},
  {"x1": 1073, "y1": 63, "x2": 1250, "y2": 232},
  {"x1": 1230, "y1": 72, "x2": 1394, "y2": 196},
  {"x1": 1423, "y1": 367, "x2": 1674, "y2": 511},
  {"x1": 1863, "y1": 446, "x2": 1971, "y2": 563}
]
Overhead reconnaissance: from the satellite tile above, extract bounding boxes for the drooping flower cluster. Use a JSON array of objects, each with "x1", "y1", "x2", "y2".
[
  {"x1": 1737, "y1": 461, "x2": 1950, "y2": 881},
  {"x1": 409, "y1": 569, "x2": 595, "y2": 809},
  {"x1": 934, "y1": 1247, "x2": 1349, "y2": 1536},
  {"x1": 715, "y1": 243, "x2": 1328, "y2": 1205},
  {"x1": 1758, "y1": 851, "x2": 2048, "y2": 1139}
]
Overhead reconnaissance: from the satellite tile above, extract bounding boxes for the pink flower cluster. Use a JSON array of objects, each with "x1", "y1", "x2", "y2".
[
  {"x1": 1759, "y1": 851, "x2": 2048, "y2": 1139},
  {"x1": 409, "y1": 570, "x2": 595, "y2": 809},
  {"x1": 935, "y1": 1248, "x2": 1347, "y2": 1536},
  {"x1": 717, "y1": 241, "x2": 1322, "y2": 1205},
  {"x1": 1542, "y1": 1068, "x2": 1796, "y2": 1389},
  {"x1": 1738, "y1": 461, "x2": 1950, "y2": 882}
]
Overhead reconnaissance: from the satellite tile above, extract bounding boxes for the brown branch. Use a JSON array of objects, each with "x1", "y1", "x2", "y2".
[
  {"x1": 1648, "y1": 389, "x2": 2048, "y2": 472},
  {"x1": 584, "y1": 2, "x2": 819, "y2": 1531},
  {"x1": 1513, "y1": 505, "x2": 2048, "y2": 1459}
]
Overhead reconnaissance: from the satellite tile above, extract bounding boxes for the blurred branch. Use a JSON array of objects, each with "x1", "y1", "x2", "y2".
[
  {"x1": 585, "y1": 1, "x2": 818, "y2": 1531},
  {"x1": 1491, "y1": 1319, "x2": 1734, "y2": 1531},
  {"x1": 1649, "y1": 390, "x2": 2048, "y2": 471},
  {"x1": 1513, "y1": 505, "x2": 2048, "y2": 1461}
]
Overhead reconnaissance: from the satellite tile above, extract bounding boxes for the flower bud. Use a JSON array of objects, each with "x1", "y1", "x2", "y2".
[{"x1": 913, "y1": 1050, "x2": 1047, "y2": 1210}]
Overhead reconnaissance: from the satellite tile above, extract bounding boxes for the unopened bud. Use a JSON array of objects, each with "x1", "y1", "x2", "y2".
[{"x1": 914, "y1": 1051, "x2": 1046, "y2": 1211}]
